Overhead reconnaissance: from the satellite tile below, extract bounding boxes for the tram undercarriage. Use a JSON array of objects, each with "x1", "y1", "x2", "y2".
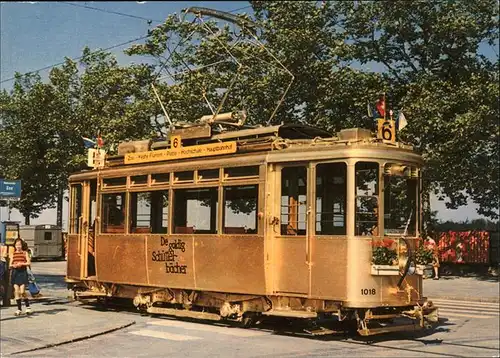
[{"x1": 68, "y1": 280, "x2": 439, "y2": 336}]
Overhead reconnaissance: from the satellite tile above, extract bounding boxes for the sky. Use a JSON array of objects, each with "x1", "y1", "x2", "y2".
[{"x1": 0, "y1": 1, "x2": 495, "y2": 228}]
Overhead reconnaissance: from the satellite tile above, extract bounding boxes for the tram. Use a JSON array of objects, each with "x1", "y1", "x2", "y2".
[{"x1": 65, "y1": 112, "x2": 439, "y2": 336}]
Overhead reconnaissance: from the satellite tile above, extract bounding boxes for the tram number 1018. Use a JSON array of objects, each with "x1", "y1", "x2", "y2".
[{"x1": 361, "y1": 288, "x2": 376, "y2": 295}]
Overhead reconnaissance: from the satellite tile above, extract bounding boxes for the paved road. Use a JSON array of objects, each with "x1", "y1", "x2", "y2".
[
  {"x1": 4, "y1": 261, "x2": 497, "y2": 358},
  {"x1": 11, "y1": 299, "x2": 500, "y2": 358}
]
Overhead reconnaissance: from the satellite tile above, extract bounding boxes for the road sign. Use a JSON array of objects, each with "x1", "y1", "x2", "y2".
[{"x1": 0, "y1": 179, "x2": 21, "y2": 200}]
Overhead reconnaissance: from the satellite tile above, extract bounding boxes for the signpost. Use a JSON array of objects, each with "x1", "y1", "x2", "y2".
[
  {"x1": 0, "y1": 179, "x2": 20, "y2": 307},
  {"x1": 0, "y1": 180, "x2": 21, "y2": 200}
]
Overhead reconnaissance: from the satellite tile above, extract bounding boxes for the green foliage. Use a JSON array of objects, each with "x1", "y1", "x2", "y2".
[
  {"x1": 436, "y1": 219, "x2": 499, "y2": 232},
  {"x1": 124, "y1": 0, "x2": 498, "y2": 221},
  {"x1": 371, "y1": 238, "x2": 398, "y2": 265},
  {"x1": 0, "y1": 48, "x2": 156, "y2": 222},
  {"x1": 415, "y1": 245, "x2": 434, "y2": 265},
  {"x1": 1, "y1": 0, "x2": 498, "y2": 223}
]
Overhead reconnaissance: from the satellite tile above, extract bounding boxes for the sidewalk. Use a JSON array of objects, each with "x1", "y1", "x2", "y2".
[
  {"x1": 423, "y1": 276, "x2": 499, "y2": 303},
  {"x1": 0, "y1": 298, "x2": 136, "y2": 356}
]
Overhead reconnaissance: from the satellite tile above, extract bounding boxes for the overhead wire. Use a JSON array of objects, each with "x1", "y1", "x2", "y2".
[
  {"x1": 0, "y1": 35, "x2": 150, "y2": 84},
  {"x1": 58, "y1": 2, "x2": 164, "y2": 23},
  {"x1": 0, "y1": 4, "x2": 252, "y2": 85}
]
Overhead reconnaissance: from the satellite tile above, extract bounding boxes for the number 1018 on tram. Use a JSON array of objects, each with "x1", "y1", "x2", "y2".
[{"x1": 66, "y1": 114, "x2": 438, "y2": 336}]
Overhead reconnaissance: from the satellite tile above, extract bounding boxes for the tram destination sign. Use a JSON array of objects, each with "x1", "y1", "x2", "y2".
[
  {"x1": 125, "y1": 141, "x2": 237, "y2": 165},
  {"x1": 0, "y1": 179, "x2": 22, "y2": 200}
]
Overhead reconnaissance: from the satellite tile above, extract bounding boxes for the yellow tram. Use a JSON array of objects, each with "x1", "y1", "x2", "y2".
[{"x1": 65, "y1": 113, "x2": 438, "y2": 336}]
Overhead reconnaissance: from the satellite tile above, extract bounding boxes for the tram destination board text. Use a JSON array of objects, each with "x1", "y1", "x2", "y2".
[{"x1": 125, "y1": 142, "x2": 237, "y2": 164}]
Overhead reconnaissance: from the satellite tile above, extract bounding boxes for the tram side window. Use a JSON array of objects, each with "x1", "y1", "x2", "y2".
[
  {"x1": 102, "y1": 193, "x2": 126, "y2": 234},
  {"x1": 316, "y1": 163, "x2": 347, "y2": 235},
  {"x1": 384, "y1": 165, "x2": 417, "y2": 236},
  {"x1": 355, "y1": 162, "x2": 379, "y2": 236},
  {"x1": 130, "y1": 191, "x2": 169, "y2": 234},
  {"x1": 69, "y1": 184, "x2": 83, "y2": 234},
  {"x1": 281, "y1": 167, "x2": 307, "y2": 235},
  {"x1": 173, "y1": 188, "x2": 218, "y2": 234},
  {"x1": 223, "y1": 185, "x2": 258, "y2": 234}
]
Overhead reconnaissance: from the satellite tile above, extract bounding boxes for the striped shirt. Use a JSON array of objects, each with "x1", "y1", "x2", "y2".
[{"x1": 11, "y1": 250, "x2": 28, "y2": 266}]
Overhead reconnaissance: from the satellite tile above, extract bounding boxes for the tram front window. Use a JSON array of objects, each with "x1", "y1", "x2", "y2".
[
  {"x1": 383, "y1": 164, "x2": 417, "y2": 236},
  {"x1": 355, "y1": 162, "x2": 379, "y2": 236}
]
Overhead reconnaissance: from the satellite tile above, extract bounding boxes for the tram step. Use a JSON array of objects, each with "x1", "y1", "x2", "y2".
[
  {"x1": 146, "y1": 307, "x2": 222, "y2": 321},
  {"x1": 262, "y1": 310, "x2": 318, "y2": 318},
  {"x1": 304, "y1": 327, "x2": 337, "y2": 336},
  {"x1": 76, "y1": 291, "x2": 109, "y2": 298},
  {"x1": 358, "y1": 323, "x2": 421, "y2": 336}
]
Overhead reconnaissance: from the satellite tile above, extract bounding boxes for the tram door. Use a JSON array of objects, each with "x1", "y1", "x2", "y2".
[
  {"x1": 67, "y1": 180, "x2": 97, "y2": 280},
  {"x1": 273, "y1": 165, "x2": 311, "y2": 295}
]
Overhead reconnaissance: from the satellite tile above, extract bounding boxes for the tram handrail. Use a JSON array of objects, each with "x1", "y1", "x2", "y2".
[{"x1": 397, "y1": 237, "x2": 414, "y2": 289}]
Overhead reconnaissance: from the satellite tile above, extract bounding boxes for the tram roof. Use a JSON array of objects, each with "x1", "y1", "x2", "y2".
[{"x1": 76, "y1": 121, "x2": 420, "y2": 175}]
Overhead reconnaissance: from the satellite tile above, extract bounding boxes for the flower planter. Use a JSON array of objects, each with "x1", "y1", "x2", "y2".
[
  {"x1": 371, "y1": 264, "x2": 400, "y2": 276},
  {"x1": 423, "y1": 265, "x2": 434, "y2": 278},
  {"x1": 416, "y1": 264, "x2": 425, "y2": 275}
]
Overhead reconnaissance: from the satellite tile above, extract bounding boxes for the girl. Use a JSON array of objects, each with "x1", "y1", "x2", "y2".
[
  {"x1": 9, "y1": 238, "x2": 32, "y2": 316},
  {"x1": 425, "y1": 236, "x2": 440, "y2": 280}
]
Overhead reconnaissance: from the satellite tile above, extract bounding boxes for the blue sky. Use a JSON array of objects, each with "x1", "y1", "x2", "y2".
[{"x1": 0, "y1": 1, "x2": 494, "y2": 226}]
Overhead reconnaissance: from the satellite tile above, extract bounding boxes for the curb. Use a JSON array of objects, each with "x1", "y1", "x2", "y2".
[
  {"x1": 429, "y1": 296, "x2": 499, "y2": 304},
  {"x1": 8, "y1": 321, "x2": 136, "y2": 356}
]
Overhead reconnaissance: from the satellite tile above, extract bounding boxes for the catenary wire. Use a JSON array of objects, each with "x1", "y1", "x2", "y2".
[{"x1": 0, "y1": 5, "x2": 252, "y2": 84}]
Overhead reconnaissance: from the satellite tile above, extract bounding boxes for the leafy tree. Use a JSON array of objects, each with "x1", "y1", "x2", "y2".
[
  {"x1": 328, "y1": 0, "x2": 499, "y2": 219},
  {"x1": 0, "y1": 48, "x2": 157, "y2": 224},
  {"x1": 0, "y1": 74, "x2": 61, "y2": 223},
  {"x1": 126, "y1": 0, "x2": 498, "y2": 220}
]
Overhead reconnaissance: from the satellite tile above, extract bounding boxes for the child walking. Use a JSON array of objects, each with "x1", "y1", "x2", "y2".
[{"x1": 9, "y1": 238, "x2": 32, "y2": 316}]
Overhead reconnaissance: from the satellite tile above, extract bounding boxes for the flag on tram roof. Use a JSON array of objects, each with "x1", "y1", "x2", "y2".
[
  {"x1": 97, "y1": 134, "x2": 104, "y2": 148},
  {"x1": 82, "y1": 136, "x2": 96, "y2": 148},
  {"x1": 397, "y1": 111, "x2": 408, "y2": 131},
  {"x1": 375, "y1": 94, "x2": 386, "y2": 119},
  {"x1": 367, "y1": 102, "x2": 375, "y2": 118}
]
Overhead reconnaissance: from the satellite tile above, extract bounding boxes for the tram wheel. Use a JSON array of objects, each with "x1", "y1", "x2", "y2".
[{"x1": 240, "y1": 313, "x2": 257, "y2": 328}]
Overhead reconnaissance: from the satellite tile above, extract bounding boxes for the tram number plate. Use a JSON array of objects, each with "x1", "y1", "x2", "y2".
[{"x1": 361, "y1": 288, "x2": 376, "y2": 296}]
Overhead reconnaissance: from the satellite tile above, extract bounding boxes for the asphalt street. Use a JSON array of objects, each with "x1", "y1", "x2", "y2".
[{"x1": 0, "y1": 261, "x2": 498, "y2": 358}]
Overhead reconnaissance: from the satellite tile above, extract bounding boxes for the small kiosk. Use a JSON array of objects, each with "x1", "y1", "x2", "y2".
[{"x1": 20, "y1": 225, "x2": 64, "y2": 261}]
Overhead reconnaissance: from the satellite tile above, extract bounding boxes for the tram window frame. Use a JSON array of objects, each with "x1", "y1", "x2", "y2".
[
  {"x1": 355, "y1": 162, "x2": 379, "y2": 236},
  {"x1": 69, "y1": 184, "x2": 83, "y2": 234},
  {"x1": 130, "y1": 175, "x2": 148, "y2": 187},
  {"x1": 280, "y1": 166, "x2": 308, "y2": 236},
  {"x1": 173, "y1": 187, "x2": 218, "y2": 234},
  {"x1": 174, "y1": 171, "x2": 194, "y2": 183},
  {"x1": 383, "y1": 163, "x2": 418, "y2": 237},
  {"x1": 130, "y1": 190, "x2": 169, "y2": 234},
  {"x1": 197, "y1": 169, "x2": 220, "y2": 182},
  {"x1": 151, "y1": 173, "x2": 170, "y2": 185},
  {"x1": 223, "y1": 166, "x2": 260, "y2": 180},
  {"x1": 315, "y1": 162, "x2": 347, "y2": 235},
  {"x1": 102, "y1": 177, "x2": 127, "y2": 189},
  {"x1": 222, "y1": 184, "x2": 259, "y2": 235},
  {"x1": 101, "y1": 192, "x2": 127, "y2": 234},
  {"x1": 88, "y1": 180, "x2": 98, "y2": 233}
]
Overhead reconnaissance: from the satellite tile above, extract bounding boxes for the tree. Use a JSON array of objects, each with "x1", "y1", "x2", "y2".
[
  {"x1": 328, "y1": 0, "x2": 499, "y2": 219},
  {"x1": 0, "y1": 74, "x2": 61, "y2": 223},
  {"x1": 126, "y1": 0, "x2": 498, "y2": 219},
  {"x1": 0, "y1": 47, "x2": 157, "y2": 224}
]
